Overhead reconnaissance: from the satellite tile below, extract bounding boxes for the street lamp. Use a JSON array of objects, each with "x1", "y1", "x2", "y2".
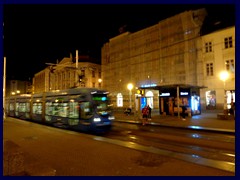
[
  {"x1": 127, "y1": 83, "x2": 133, "y2": 108},
  {"x1": 220, "y1": 71, "x2": 229, "y2": 113},
  {"x1": 98, "y1": 78, "x2": 102, "y2": 88}
]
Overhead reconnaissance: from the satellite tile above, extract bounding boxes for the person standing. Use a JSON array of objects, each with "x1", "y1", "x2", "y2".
[
  {"x1": 181, "y1": 104, "x2": 187, "y2": 121},
  {"x1": 141, "y1": 105, "x2": 149, "y2": 125},
  {"x1": 147, "y1": 105, "x2": 152, "y2": 119}
]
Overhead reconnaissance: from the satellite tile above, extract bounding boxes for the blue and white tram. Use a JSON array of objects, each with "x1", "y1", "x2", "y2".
[{"x1": 5, "y1": 88, "x2": 114, "y2": 134}]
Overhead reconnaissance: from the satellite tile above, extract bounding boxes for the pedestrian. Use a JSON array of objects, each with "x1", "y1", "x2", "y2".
[
  {"x1": 124, "y1": 107, "x2": 131, "y2": 116},
  {"x1": 141, "y1": 105, "x2": 149, "y2": 125},
  {"x1": 232, "y1": 102, "x2": 235, "y2": 118},
  {"x1": 181, "y1": 104, "x2": 187, "y2": 121},
  {"x1": 147, "y1": 105, "x2": 152, "y2": 119}
]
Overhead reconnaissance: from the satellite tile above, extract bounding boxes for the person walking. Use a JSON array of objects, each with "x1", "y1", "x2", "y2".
[{"x1": 141, "y1": 105, "x2": 149, "y2": 125}]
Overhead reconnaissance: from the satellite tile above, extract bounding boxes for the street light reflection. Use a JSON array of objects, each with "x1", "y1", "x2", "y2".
[
  {"x1": 187, "y1": 126, "x2": 203, "y2": 130},
  {"x1": 191, "y1": 133, "x2": 201, "y2": 138},
  {"x1": 191, "y1": 154, "x2": 200, "y2": 158},
  {"x1": 129, "y1": 135, "x2": 137, "y2": 140}
]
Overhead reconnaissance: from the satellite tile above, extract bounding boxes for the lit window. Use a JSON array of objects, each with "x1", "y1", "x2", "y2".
[
  {"x1": 117, "y1": 93, "x2": 123, "y2": 107},
  {"x1": 225, "y1": 59, "x2": 235, "y2": 73}
]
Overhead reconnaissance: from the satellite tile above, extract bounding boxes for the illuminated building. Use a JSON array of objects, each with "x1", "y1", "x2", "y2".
[{"x1": 101, "y1": 8, "x2": 235, "y2": 115}]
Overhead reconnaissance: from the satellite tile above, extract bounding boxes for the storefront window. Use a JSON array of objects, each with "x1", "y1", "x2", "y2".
[
  {"x1": 226, "y1": 90, "x2": 235, "y2": 109},
  {"x1": 206, "y1": 90, "x2": 216, "y2": 109},
  {"x1": 146, "y1": 91, "x2": 154, "y2": 108},
  {"x1": 117, "y1": 93, "x2": 123, "y2": 107}
]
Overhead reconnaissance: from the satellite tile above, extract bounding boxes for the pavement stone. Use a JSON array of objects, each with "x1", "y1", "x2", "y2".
[{"x1": 113, "y1": 110, "x2": 235, "y2": 133}]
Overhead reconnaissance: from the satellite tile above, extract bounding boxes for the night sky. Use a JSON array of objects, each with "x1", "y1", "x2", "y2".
[{"x1": 3, "y1": 4, "x2": 235, "y2": 81}]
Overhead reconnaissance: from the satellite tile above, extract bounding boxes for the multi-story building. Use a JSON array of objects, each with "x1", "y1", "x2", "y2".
[
  {"x1": 101, "y1": 8, "x2": 235, "y2": 115},
  {"x1": 199, "y1": 26, "x2": 235, "y2": 111},
  {"x1": 6, "y1": 80, "x2": 32, "y2": 97},
  {"x1": 102, "y1": 8, "x2": 207, "y2": 115},
  {"x1": 33, "y1": 54, "x2": 102, "y2": 94}
]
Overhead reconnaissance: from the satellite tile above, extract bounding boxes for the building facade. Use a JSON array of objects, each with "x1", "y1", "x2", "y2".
[
  {"x1": 33, "y1": 54, "x2": 102, "y2": 94},
  {"x1": 6, "y1": 80, "x2": 32, "y2": 97},
  {"x1": 199, "y1": 26, "x2": 235, "y2": 111},
  {"x1": 101, "y1": 8, "x2": 235, "y2": 115}
]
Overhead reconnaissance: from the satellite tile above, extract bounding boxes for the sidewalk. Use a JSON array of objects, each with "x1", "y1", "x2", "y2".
[{"x1": 113, "y1": 110, "x2": 235, "y2": 134}]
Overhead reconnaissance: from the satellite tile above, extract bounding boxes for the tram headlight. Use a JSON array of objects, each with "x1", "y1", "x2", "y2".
[
  {"x1": 109, "y1": 116, "x2": 115, "y2": 120},
  {"x1": 93, "y1": 118, "x2": 101, "y2": 122}
]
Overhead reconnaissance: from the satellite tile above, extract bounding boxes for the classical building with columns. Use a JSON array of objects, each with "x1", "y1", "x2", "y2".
[
  {"x1": 101, "y1": 8, "x2": 235, "y2": 115},
  {"x1": 33, "y1": 54, "x2": 102, "y2": 94}
]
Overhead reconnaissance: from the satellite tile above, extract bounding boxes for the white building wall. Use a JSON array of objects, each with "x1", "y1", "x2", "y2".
[{"x1": 200, "y1": 26, "x2": 235, "y2": 110}]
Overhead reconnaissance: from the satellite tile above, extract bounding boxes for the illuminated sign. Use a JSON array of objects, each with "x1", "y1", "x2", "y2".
[
  {"x1": 140, "y1": 84, "x2": 157, "y2": 88},
  {"x1": 160, "y1": 93, "x2": 170, "y2": 97},
  {"x1": 92, "y1": 96, "x2": 107, "y2": 101},
  {"x1": 180, "y1": 92, "x2": 189, "y2": 96}
]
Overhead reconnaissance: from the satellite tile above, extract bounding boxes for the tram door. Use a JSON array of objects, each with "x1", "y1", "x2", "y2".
[{"x1": 79, "y1": 102, "x2": 92, "y2": 120}]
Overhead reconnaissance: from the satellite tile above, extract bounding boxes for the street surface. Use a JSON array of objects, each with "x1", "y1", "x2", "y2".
[{"x1": 3, "y1": 117, "x2": 235, "y2": 176}]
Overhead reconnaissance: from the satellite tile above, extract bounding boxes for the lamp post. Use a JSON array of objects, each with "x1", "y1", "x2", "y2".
[
  {"x1": 3, "y1": 57, "x2": 6, "y2": 120},
  {"x1": 98, "y1": 78, "x2": 102, "y2": 89},
  {"x1": 127, "y1": 83, "x2": 133, "y2": 108},
  {"x1": 220, "y1": 71, "x2": 229, "y2": 114}
]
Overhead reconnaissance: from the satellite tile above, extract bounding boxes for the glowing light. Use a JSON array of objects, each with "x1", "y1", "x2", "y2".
[
  {"x1": 219, "y1": 71, "x2": 229, "y2": 82},
  {"x1": 127, "y1": 83, "x2": 133, "y2": 90}
]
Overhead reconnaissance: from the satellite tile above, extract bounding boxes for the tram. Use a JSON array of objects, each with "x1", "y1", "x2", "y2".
[{"x1": 5, "y1": 88, "x2": 114, "y2": 134}]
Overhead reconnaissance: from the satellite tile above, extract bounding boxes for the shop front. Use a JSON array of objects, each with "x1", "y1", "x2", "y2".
[{"x1": 157, "y1": 85, "x2": 201, "y2": 116}]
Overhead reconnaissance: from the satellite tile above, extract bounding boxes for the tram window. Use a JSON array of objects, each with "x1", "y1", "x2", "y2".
[
  {"x1": 19, "y1": 103, "x2": 26, "y2": 112},
  {"x1": 80, "y1": 102, "x2": 93, "y2": 119},
  {"x1": 46, "y1": 102, "x2": 53, "y2": 115},
  {"x1": 52, "y1": 103, "x2": 59, "y2": 116},
  {"x1": 26, "y1": 102, "x2": 30, "y2": 112},
  {"x1": 15, "y1": 103, "x2": 19, "y2": 112},
  {"x1": 33, "y1": 102, "x2": 42, "y2": 114},
  {"x1": 69, "y1": 102, "x2": 79, "y2": 118},
  {"x1": 59, "y1": 103, "x2": 68, "y2": 117},
  {"x1": 10, "y1": 103, "x2": 14, "y2": 111}
]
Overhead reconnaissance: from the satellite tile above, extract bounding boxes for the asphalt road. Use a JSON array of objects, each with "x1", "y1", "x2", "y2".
[{"x1": 3, "y1": 117, "x2": 235, "y2": 176}]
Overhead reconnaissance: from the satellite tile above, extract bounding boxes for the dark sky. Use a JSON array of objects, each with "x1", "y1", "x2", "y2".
[{"x1": 3, "y1": 4, "x2": 235, "y2": 81}]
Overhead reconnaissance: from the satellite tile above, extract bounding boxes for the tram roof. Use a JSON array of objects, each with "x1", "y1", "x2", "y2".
[{"x1": 43, "y1": 87, "x2": 108, "y2": 97}]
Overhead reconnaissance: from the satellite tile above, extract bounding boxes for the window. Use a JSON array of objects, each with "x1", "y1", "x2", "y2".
[
  {"x1": 45, "y1": 102, "x2": 53, "y2": 115},
  {"x1": 33, "y1": 102, "x2": 42, "y2": 114},
  {"x1": 80, "y1": 102, "x2": 93, "y2": 119},
  {"x1": 69, "y1": 101, "x2": 79, "y2": 118},
  {"x1": 19, "y1": 103, "x2": 27, "y2": 112},
  {"x1": 205, "y1": 42, "x2": 212, "y2": 53},
  {"x1": 225, "y1": 59, "x2": 235, "y2": 73},
  {"x1": 224, "y1": 37, "x2": 233, "y2": 49},
  {"x1": 117, "y1": 93, "x2": 123, "y2": 107},
  {"x1": 206, "y1": 90, "x2": 216, "y2": 109},
  {"x1": 92, "y1": 71, "x2": 95, "y2": 78},
  {"x1": 98, "y1": 72, "x2": 101, "y2": 78},
  {"x1": 206, "y1": 63, "x2": 214, "y2": 76},
  {"x1": 92, "y1": 82, "x2": 95, "y2": 88},
  {"x1": 81, "y1": 70, "x2": 85, "y2": 76}
]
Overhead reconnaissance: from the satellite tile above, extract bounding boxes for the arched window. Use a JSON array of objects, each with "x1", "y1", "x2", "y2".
[
  {"x1": 146, "y1": 91, "x2": 154, "y2": 109},
  {"x1": 117, "y1": 93, "x2": 123, "y2": 107}
]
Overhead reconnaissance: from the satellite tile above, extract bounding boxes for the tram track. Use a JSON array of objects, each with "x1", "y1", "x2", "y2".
[{"x1": 102, "y1": 123, "x2": 235, "y2": 173}]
